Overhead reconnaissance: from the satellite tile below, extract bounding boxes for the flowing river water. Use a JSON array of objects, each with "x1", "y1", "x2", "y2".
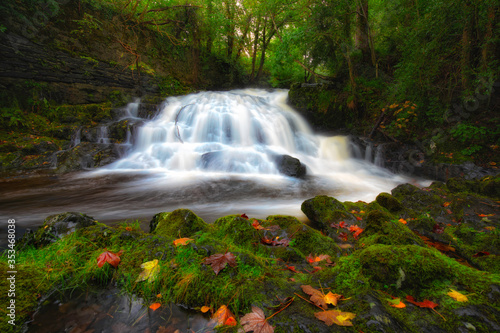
[{"x1": 1, "y1": 89, "x2": 427, "y2": 244}]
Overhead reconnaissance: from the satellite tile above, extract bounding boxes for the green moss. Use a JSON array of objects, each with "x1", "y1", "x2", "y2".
[
  {"x1": 150, "y1": 209, "x2": 210, "y2": 237},
  {"x1": 361, "y1": 210, "x2": 424, "y2": 247},
  {"x1": 376, "y1": 192, "x2": 403, "y2": 213},
  {"x1": 265, "y1": 215, "x2": 341, "y2": 259},
  {"x1": 301, "y1": 195, "x2": 346, "y2": 230}
]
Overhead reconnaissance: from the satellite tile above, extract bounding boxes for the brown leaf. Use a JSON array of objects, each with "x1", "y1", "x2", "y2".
[
  {"x1": 203, "y1": 252, "x2": 237, "y2": 275},
  {"x1": 241, "y1": 306, "x2": 274, "y2": 333},
  {"x1": 314, "y1": 310, "x2": 356, "y2": 326}
]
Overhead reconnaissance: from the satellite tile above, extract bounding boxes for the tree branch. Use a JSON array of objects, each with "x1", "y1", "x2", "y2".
[{"x1": 293, "y1": 60, "x2": 336, "y2": 81}]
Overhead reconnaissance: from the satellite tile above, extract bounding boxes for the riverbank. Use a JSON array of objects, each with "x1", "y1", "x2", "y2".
[{"x1": 1, "y1": 175, "x2": 498, "y2": 332}]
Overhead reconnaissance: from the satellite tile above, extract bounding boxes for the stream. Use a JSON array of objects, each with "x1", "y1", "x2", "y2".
[{"x1": 0, "y1": 89, "x2": 428, "y2": 246}]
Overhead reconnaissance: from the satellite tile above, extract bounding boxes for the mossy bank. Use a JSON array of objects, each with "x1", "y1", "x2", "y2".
[{"x1": 1, "y1": 175, "x2": 499, "y2": 332}]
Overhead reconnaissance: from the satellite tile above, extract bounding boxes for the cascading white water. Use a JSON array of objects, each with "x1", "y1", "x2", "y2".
[
  {"x1": 109, "y1": 90, "x2": 314, "y2": 174},
  {"x1": 107, "y1": 89, "x2": 358, "y2": 177}
]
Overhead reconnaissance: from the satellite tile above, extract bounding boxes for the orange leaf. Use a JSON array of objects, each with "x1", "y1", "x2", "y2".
[
  {"x1": 387, "y1": 297, "x2": 406, "y2": 308},
  {"x1": 252, "y1": 219, "x2": 265, "y2": 230},
  {"x1": 314, "y1": 309, "x2": 356, "y2": 326},
  {"x1": 212, "y1": 305, "x2": 236, "y2": 327},
  {"x1": 443, "y1": 202, "x2": 451, "y2": 207},
  {"x1": 398, "y1": 218, "x2": 407, "y2": 224},
  {"x1": 241, "y1": 306, "x2": 274, "y2": 333},
  {"x1": 224, "y1": 316, "x2": 237, "y2": 326},
  {"x1": 149, "y1": 302, "x2": 161, "y2": 311},
  {"x1": 173, "y1": 237, "x2": 194, "y2": 246},
  {"x1": 201, "y1": 306, "x2": 211, "y2": 313},
  {"x1": 301, "y1": 285, "x2": 343, "y2": 309},
  {"x1": 356, "y1": 216, "x2": 363, "y2": 221}
]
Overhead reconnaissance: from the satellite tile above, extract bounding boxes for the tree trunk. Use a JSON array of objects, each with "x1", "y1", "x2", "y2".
[
  {"x1": 355, "y1": 0, "x2": 371, "y2": 65},
  {"x1": 256, "y1": 18, "x2": 267, "y2": 80},
  {"x1": 481, "y1": 5, "x2": 496, "y2": 71},
  {"x1": 250, "y1": 18, "x2": 261, "y2": 81}
]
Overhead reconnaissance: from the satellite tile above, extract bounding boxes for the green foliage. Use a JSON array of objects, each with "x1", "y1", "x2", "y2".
[
  {"x1": 71, "y1": 13, "x2": 103, "y2": 37},
  {"x1": 1, "y1": 108, "x2": 26, "y2": 128},
  {"x1": 449, "y1": 123, "x2": 488, "y2": 143}
]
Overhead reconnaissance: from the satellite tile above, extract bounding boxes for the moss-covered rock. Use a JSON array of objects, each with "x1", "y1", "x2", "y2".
[
  {"x1": 301, "y1": 195, "x2": 347, "y2": 231},
  {"x1": 357, "y1": 245, "x2": 472, "y2": 292},
  {"x1": 376, "y1": 192, "x2": 403, "y2": 213},
  {"x1": 150, "y1": 209, "x2": 209, "y2": 237},
  {"x1": 391, "y1": 183, "x2": 444, "y2": 213},
  {"x1": 265, "y1": 215, "x2": 341, "y2": 259},
  {"x1": 361, "y1": 210, "x2": 425, "y2": 246},
  {"x1": 28, "y1": 212, "x2": 96, "y2": 247}
]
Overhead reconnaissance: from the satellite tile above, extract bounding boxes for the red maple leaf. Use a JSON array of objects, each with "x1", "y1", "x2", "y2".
[
  {"x1": 433, "y1": 223, "x2": 444, "y2": 234},
  {"x1": 472, "y1": 251, "x2": 490, "y2": 257},
  {"x1": 97, "y1": 249, "x2": 124, "y2": 268},
  {"x1": 240, "y1": 213, "x2": 249, "y2": 219},
  {"x1": 338, "y1": 232, "x2": 349, "y2": 241},
  {"x1": 405, "y1": 295, "x2": 438, "y2": 309},
  {"x1": 348, "y1": 225, "x2": 363, "y2": 239},
  {"x1": 203, "y1": 252, "x2": 237, "y2": 275}
]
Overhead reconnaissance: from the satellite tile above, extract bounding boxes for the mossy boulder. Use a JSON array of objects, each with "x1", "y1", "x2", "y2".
[
  {"x1": 301, "y1": 195, "x2": 347, "y2": 231},
  {"x1": 361, "y1": 210, "x2": 424, "y2": 246},
  {"x1": 150, "y1": 209, "x2": 209, "y2": 237},
  {"x1": 376, "y1": 192, "x2": 403, "y2": 213},
  {"x1": 29, "y1": 212, "x2": 96, "y2": 247},
  {"x1": 357, "y1": 245, "x2": 465, "y2": 292},
  {"x1": 391, "y1": 183, "x2": 444, "y2": 213},
  {"x1": 264, "y1": 215, "x2": 341, "y2": 258},
  {"x1": 212, "y1": 215, "x2": 260, "y2": 248}
]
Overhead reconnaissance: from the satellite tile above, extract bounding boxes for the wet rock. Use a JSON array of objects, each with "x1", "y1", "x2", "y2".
[
  {"x1": 301, "y1": 195, "x2": 346, "y2": 231},
  {"x1": 150, "y1": 209, "x2": 209, "y2": 237},
  {"x1": 274, "y1": 154, "x2": 307, "y2": 178},
  {"x1": 28, "y1": 212, "x2": 96, "y2": 247},
  {"x1": 453, "y1": 305, "x2": 500, "y2": 332},
  {"x1": 56, "y1": 142, "x2": 120, "y2": 173}
]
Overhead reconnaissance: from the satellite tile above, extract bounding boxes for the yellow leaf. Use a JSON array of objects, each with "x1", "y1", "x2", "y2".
[
  {"x1": 136, "y1": 259, "x2": 160, "y2": 282},
  {"x1": 447, "y1": 289, "x2": 468, "y2": 302},
  {"x1": 173, "y1": 237, "x2": 194, "y2": 246}
]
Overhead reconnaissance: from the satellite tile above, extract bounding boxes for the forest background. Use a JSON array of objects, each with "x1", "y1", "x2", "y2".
[{"x1": 0, "y1": 0, "x2": 498, "y2": 170}]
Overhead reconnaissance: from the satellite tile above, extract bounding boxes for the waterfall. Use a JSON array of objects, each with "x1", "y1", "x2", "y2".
[{"x1": 107, "y1": 89, "x2": 351, "y2": 176}]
